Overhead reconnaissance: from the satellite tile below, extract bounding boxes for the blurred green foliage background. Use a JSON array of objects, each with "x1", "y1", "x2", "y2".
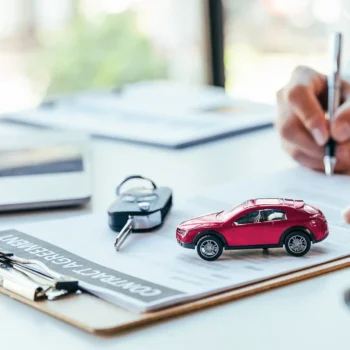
[{"x1": 28, "y1": 11, "x2": 167, "y2": 96}]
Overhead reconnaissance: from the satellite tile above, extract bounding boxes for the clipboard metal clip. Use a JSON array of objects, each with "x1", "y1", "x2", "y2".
[{"x1": 0, "y1": 251, "x2": 80, "y2": 301}]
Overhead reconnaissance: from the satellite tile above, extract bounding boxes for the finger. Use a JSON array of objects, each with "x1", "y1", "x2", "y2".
[
  {"x1": 342, "y1": 206, "x2": 350, "y2": 223},
  {"x1": 276, "y1": 104, "x2": 324, "y2": 158},
  {"x1": 285, "y1": 87, "x2": 328, "y2": 145},
  {"x1": 289, "y1": 66, "x2": 326, "y2": 91},
  {"x1": 283, "y1": 67, "x2": 328, "y2": 146},
  {"x1": 282, "y1": 139, "x2": 350, "y2": 173},
  {"x1": 335, "y1": 142, "x2": 350, "y2": 171},
  {"x1": 331, "y1": 99, "x2": 350, "y2": 142},
  {"x1": 282, "y1": 140, "x2": 324, "y2": 170}
]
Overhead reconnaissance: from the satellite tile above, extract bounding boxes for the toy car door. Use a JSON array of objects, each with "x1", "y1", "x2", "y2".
[{"x1": 226, "y1": 210, "x2": 266, "y2": 246}]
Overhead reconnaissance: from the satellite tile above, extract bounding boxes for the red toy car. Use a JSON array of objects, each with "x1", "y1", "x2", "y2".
[{"x1": 176, "y1": 198, "x2": 329, "y2": 261}]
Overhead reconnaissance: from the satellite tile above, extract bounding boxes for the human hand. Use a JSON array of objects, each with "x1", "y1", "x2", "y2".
[
  {"x1": 343, "y1": 206, "x2": 350, "y2": 223},
  {"x1": 276, "y1": 65, "x2": 350, "y2": 173}
]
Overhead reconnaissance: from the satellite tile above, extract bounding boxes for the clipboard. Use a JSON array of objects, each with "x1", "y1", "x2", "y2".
[{"x1": 1, "y1": 256, "x2": 349, "y2": 336}]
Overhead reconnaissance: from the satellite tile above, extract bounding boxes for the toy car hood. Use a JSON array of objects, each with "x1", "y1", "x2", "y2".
[{"x1": 179, "y1": 212, "x2": 223, "y2": 227}]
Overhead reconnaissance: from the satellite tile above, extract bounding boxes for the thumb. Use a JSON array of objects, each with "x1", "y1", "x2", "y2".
[
  {"x1": 331, "y1": 100, "x2": 350, "y2": 142},
  {"x1": 342, "y1": 205, "x2": 350, "y2": 223}
]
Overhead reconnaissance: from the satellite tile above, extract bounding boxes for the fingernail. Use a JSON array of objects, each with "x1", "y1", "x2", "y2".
[
  {"x1": 311, "y1": 127, "x2": 328, "y2": 146},
  {"x1": 342, "y1": 206, "x2": 350, "y2": 223},
  {"x1": 333, "y1": 123, "x2": 350, "y2": 142}
]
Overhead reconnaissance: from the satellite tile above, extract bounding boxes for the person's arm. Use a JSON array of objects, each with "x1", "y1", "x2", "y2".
[{"x1": 276, "y1": 65, "x2": 350, "y2": 222}]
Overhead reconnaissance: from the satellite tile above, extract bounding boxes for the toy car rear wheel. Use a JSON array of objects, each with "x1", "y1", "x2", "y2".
[
  {"x1": 197, "y1": 235, "x2": 223, "y2": 261},
  {"x1": 284, "y1": 231, "x2": 311, "y2": 257}
]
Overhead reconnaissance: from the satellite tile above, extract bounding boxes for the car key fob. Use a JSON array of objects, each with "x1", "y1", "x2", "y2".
[{"x1": 108, "y1": 175, "x2": 173, "y2": 232}]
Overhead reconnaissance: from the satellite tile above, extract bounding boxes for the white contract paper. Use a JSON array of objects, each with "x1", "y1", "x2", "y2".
[{"x1": 0, "y1": 167, "x2": 349, "y2": 312}]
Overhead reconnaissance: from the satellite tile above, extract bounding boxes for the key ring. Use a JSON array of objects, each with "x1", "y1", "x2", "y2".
[{"x1": 116, "y1": 175, "x2": 157, "y2": 196}]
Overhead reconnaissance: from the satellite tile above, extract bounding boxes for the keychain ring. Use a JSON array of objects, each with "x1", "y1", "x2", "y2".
[{"x1": 116, "y1": 175, "x2": 157, "y2": 196}]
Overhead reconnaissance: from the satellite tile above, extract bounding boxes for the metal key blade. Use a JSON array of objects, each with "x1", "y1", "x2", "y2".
[{"x1": 115, "y1": 217, "x2": 134, "y2": 251}]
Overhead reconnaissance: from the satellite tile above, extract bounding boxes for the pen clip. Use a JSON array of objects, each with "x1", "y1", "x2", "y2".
[
  {"x1": 0, "y1": 251, "x2": 80, "y2": 301},
  {"x1": 327, "y1": 32, "x2": 342, "y2": 121}
]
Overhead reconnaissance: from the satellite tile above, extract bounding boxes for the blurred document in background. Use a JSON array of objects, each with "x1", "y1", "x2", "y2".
[{"x1": 1, "y1": 81, "x2": 274, "y2": 149}]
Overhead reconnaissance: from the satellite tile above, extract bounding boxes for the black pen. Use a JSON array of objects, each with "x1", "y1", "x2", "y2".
[{"x1": 324, "y1": 32, "x2": 342, "y2": 176}]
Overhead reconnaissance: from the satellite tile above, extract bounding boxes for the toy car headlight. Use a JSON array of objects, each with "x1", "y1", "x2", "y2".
[{"x1": 177, "y1": 228, "x2": 187, "y2": 237}]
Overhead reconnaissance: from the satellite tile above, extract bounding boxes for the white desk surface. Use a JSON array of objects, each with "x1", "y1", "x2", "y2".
[{"x1": 1, "y1": 124, "x2": 350, "y2": 350}]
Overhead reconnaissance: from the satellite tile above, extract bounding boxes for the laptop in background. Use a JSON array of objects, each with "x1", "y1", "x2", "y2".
[{"x1": 0, "y1": 127, "x2": 92, "y2": 211}]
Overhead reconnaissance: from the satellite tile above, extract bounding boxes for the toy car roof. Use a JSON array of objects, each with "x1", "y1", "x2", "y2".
[{"x1": 243, "y1": 198, "x2": 304, "y2": 209}]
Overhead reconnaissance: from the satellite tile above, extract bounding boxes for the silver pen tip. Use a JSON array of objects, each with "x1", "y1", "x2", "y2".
[{"x1": 323, "y1": 156, "x2": 336, "y2": 176}]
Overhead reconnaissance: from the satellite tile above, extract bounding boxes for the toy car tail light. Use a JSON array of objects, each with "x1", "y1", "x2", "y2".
[
  {"x1": 304, "y1": 204, "x2": 319, "y2": 214},
  {"x1": 177, "y1": 228, "x2": 187, "y2": 237}
]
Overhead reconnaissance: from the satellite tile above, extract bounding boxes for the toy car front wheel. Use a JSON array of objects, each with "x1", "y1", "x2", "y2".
[
  {"x1": 197, "y1": 235, "x2": 223, "y2": 261},
  {"x1": 284, "y1": 231, "x2": 311, "y2": 257}
]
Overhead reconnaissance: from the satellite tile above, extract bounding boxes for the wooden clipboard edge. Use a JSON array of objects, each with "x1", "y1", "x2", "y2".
[
  {"x1": 1, "y1": 256, "x2": 350, "y2": 336},
  {"x1": 99, "y1": 256, "x2": 350, "y2": 336},
  {"x1": 0, "y1": 289, "x2": 97, "y2": 334}
]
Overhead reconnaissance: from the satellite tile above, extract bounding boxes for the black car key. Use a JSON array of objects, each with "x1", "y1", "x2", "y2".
[{"x1": 108, "y1": 175, "x2": 173, "y2": 251}]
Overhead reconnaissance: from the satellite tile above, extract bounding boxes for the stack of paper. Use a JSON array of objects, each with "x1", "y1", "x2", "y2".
[
  {"x1": 1, "y1": 167, "x2": 349, "y2": 312},
  {"x1": 1, "y1": 81, "x2": 274, "y2": 149}
]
